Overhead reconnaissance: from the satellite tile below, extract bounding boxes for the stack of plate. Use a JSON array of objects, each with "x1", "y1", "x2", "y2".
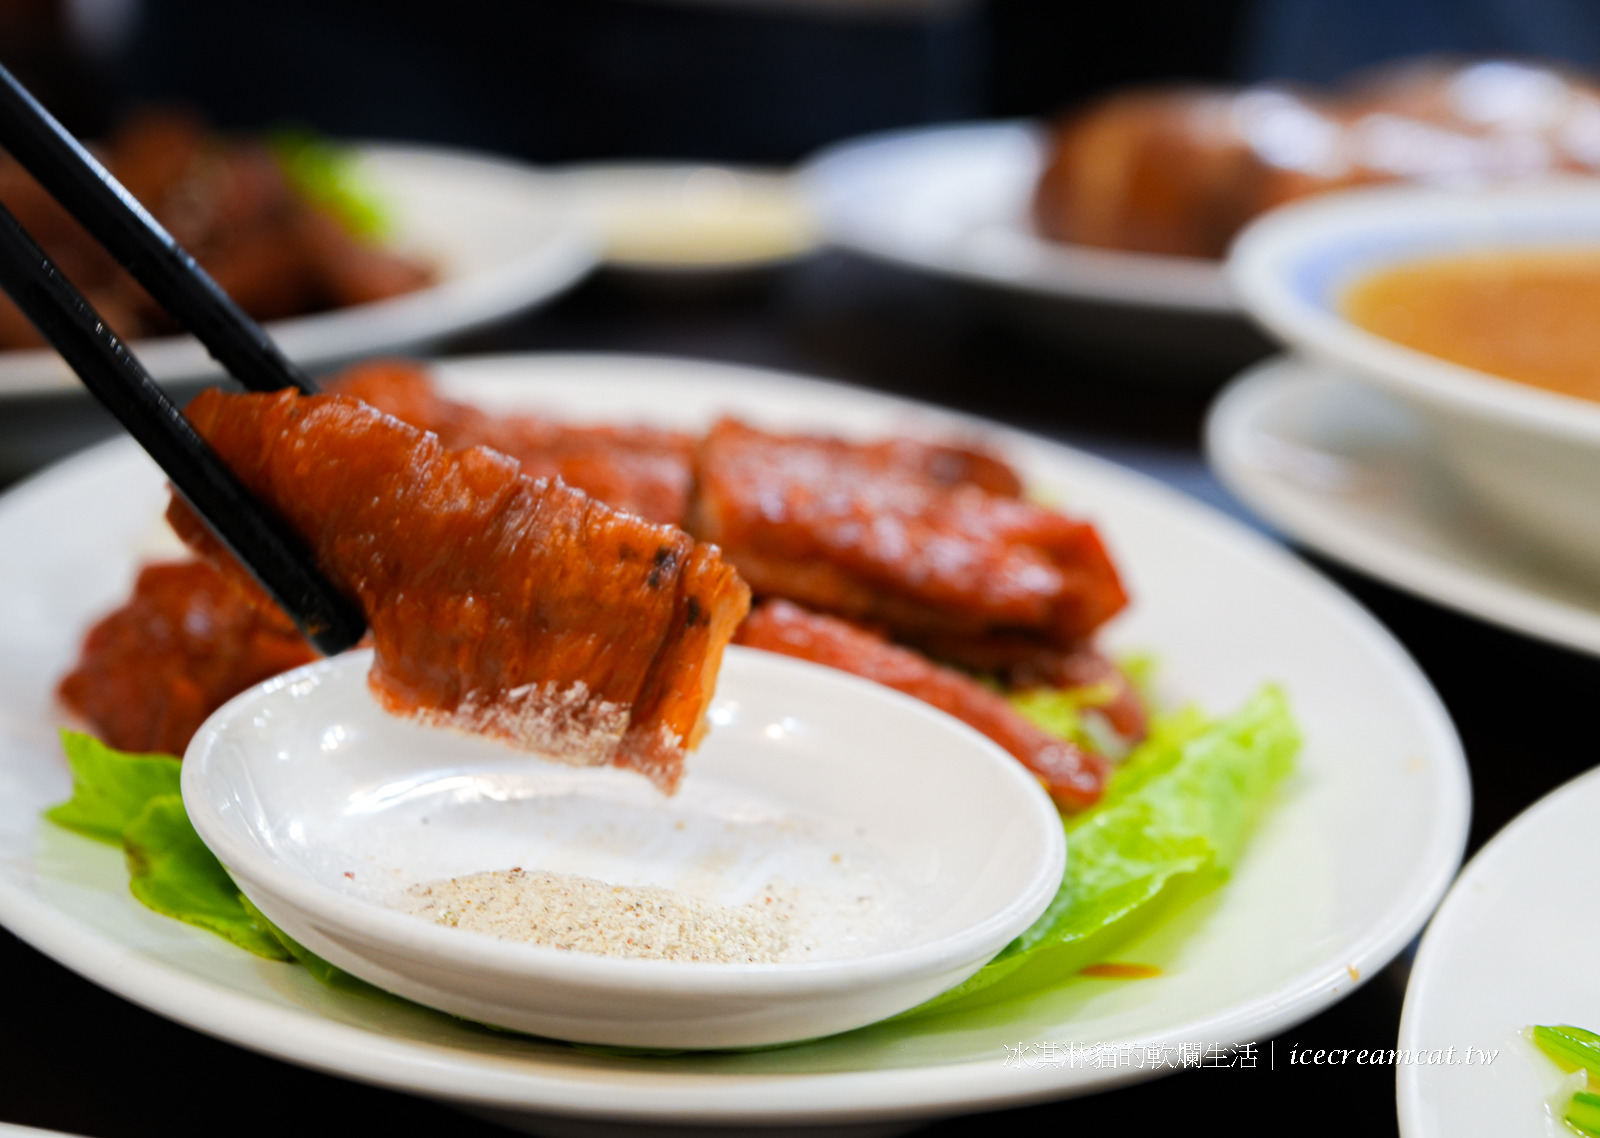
[{"x1": 1213, "y1": 181, "x2": 1600, "y2": 1138}]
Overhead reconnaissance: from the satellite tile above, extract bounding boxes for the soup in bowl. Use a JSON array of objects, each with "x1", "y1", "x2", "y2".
[{"x1": 1228, "y1": 181, "x2": 1600, "y2": 577}]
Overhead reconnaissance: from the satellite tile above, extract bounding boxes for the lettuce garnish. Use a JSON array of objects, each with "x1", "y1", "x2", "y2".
[
  {"x1": 124, "y1": 794, "x2": 291, "y2": 960},
  {"x1": 270, "y1": 128, "x2": 391, "y2": 241},
  {"x1": 1569, "y1": 1096, "x2": 1600, "y2": 1138},
  {"x1": 52, "y1": 730, "x2": 289, "y2": 960},
  {"x1": 904, "y1": 685, "x2": 1298, "y2": 1019},
  {"x1": 1008, "y1": 682, "x2": 1122, "y2": 754},
  {"x1": 1534, "y1": 1025, "x2": 1600, "y2": 1136},
  {"x1": 47, "y1": 731, "x2": 182, "y2": 843},
  {"x1": 45, "y1": 678, "x2": 1299, "y2": 1038}
]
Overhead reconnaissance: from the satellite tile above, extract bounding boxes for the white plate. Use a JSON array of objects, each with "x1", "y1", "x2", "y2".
[
  {"x1": 799, "y1": 121, "x2": 1234, "y2": 313},
  {"x1": 0, "y1": 145, "x2": 596, "y2": 398},
  {"x1": 1398, "y1": 767, "x2": 1600, "y2": 1138},
  {"x1": 1207, "y1": 354, "x2": 1600, "y2": 658},
  {"x1": 184, "y1": 648, "x2": 1065, "y2": 1049},
  {"x1": 0, "y1": 353, "x2": 1467, "y2": 1130}
]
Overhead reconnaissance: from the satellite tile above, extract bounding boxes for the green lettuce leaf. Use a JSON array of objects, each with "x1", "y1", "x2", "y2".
[
  {"x1": 1535, "y1": 1024, "x2": 1600, "y2": 1084},
  {"x1": 1117, "y1": 651, "x2": 1158, "y2": 710},
  {"x1": 46, "y1": 730, "x2": 182, "y2": 844},
  {"x1": 237, "y1": 893, "x2": 381, "y2": 992},
  {"x1": 47, "y1": 732, "x2": 286, "y2": 959},
  {"x1": 270, "y1": 128, "x2": 391, "y2": 240},
  {"x1": 1569, "y1": 1092, "x2": 1600, "y2": 1137},
  {"x1": 1007, "y1": 683, "x2": 1119, "y2": 753},
  {"x1": 1533, "y1": 1025, "x2": 1600, "y2": 1135},
  {"x1": 903, "y1": 684, "x2": 1298, "y2": 1019},
  {"x1": 123, "y1": 794, "x2": 291, "y2": 961}
]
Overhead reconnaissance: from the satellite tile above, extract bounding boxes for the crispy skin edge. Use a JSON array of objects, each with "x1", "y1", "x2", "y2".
[
  {"x1": 618, "y1": 543, "x2": 751, "y2": 792},
  {"x1": 173, "y1": 386, "x2": 751, "y2": 795}
]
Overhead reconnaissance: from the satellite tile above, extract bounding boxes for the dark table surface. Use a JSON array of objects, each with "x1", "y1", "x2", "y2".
[{"x1": 3, "y1": 252, "x2": 1596, "y2": 1138}]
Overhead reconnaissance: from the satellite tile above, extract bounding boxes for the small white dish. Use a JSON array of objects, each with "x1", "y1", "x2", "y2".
[
  {"x1": 0, "y1": 144, "x2": 596, "y2": 398},
  {"x1": 1229, "y1": 180, "x2": 1600, "y2": 579},
  {"x1": 555, "y1": 164, "x2": 817, "y2": 271},
  {"x1": 181, "y1": 647, "x2": 1065, "y2": 1049},
  {"x1": 1398, "y1": 766, "x2": 1600, "y2": 1138},
  {"x1": 0, "y1": 353, "x2": 1468, "y2": 1129},
  {"x1": 1207, "y1": 355, "x2": 1600, "y2": 658}
]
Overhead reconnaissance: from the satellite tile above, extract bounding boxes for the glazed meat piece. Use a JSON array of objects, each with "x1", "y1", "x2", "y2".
[
  {"x1": 0, "y1": 110, "x2": 433, "y2": 349},
  {"x1": 735, "y1": 600, "x2": 1109, "y2": 810},
  {"x1": 58, "y1": 559, "x2": 318, "y2": 756},
  {"x1": 1034, "y1": 87, "x2": 1273, "y2": 260},
  {"x1": 1034, "y1": 59, "x2": 1600, "y2": 259},
  {"x1": 1036, "y1": 643, "x2": 1146, "y2": 740},
  {"x1": 906, "y1": 630, "x2": 1146, "y2": 741},
  {"x1": 689, "y1": 419, "x2": 1126, "y2": 667},
  {"x1": 170, "y1": 387, "x2": 750, "y2": 792},
  {"x1": 296, "y1": 209, "x2": 434, "y2": 310},
  {"x1": 327, "y1": 360, "x2": 696, "y2": 526},
  {"x1": 324, "y1": 359, "x2": 492, "y2": 442}
]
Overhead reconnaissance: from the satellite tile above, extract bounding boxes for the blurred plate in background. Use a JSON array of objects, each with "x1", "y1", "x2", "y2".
[
  {"x1": 1397, "y1": 766, "x2": 1600, "y2": 1138},
  {"x1": 799, "y1": 121, "x2": 1274, "y2": 382},
  {"x1": 1226, "y1": 180, "x2": 1600, "y2": 582},
  {"x1": 0, "y1": 144, "x2": 596, "y2": 399},
  {"x1": 556, "y1": 164, "x2": 818, "y2": 272},
  {"x1": 1207, "y1": 355, "x2": 1600, "y2": 657}
]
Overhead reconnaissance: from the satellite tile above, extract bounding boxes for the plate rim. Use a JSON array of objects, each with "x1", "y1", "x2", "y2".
[
  {"x1": 1206, "y1": 353, "x2": 1600, "y2": 659},
  {"x1": 1395, "y1": 764, "x2": 1600, "y2": 1138},
  {"x1": 0, "y1": 351, "x2": 1469, "y2": 1124}
]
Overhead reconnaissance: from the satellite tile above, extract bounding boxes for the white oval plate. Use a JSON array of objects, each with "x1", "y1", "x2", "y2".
[
  {"x1": 0, "y1": 145, "x2": 596, "y2": 398},
  {"x1": 0, "y1": 354, "x2": 1466, "y2": 1128},
  {"x1": 1398, "y1": 767, "x2": 1600, "y2": 1138},
  {"x1": 799, "y1": 121, "x2": 1235, "y2": 314},
  {"x1": 1207, "y1": 354, "x2": 1600, "y2": 658},
  {"x1": 184, "y1": 648, "x2": 1065, "y2": 1049}
]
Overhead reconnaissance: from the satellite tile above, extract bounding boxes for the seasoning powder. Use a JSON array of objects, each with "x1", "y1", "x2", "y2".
[{"x1": 401, "y1": 868, "x2": 792, "y2": 963}]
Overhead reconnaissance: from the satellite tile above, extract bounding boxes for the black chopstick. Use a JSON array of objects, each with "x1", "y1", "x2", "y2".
[
  {"x1": 0, "y1": 198, "x2": 365, "y2": 656},
  {"x1": 0, "y1": 64, "x2": 362, "y2": 653},
  {"x1": 0, "y1": 65, "x2": 316, "y2": 395}
]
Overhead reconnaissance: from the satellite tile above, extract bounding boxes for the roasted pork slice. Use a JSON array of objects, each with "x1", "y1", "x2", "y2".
[
  {"x1": 735, "y1": 600, "x2": 1108, "y2": 810},
  {"x1": 905, "y1": 629, "x2": 1147, "y2": 741},
  {"x1": 689, "y1": 419, "x2": 1127, "y2": 661},
  {"x1": 58, "y1": 559, "x2": 319, "y2": 756},
  {"x1": 171, "y1": 387, "x2": 749, "y2": 792},
  {"x1": 326, "y1": 360, "x2": 696, "y2": 526}
]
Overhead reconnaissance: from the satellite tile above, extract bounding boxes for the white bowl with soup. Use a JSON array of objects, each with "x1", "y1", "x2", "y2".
[{"x1": 1228, "y1": 181, "x2": 1600, "y2": 576}]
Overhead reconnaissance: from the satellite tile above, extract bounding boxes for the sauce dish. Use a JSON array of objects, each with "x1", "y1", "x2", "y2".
[{"x1": 180, "y1": 646, "x2": 1066, "y2": 1049}]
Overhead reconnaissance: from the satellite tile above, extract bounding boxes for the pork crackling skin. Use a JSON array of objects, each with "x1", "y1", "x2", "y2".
[
  {"x1": 689, "y1": 418, "x2": 1128, "y2": 672},
  {"x1": 169, "y1": 386, "x2": 750, "y2": 792}
]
